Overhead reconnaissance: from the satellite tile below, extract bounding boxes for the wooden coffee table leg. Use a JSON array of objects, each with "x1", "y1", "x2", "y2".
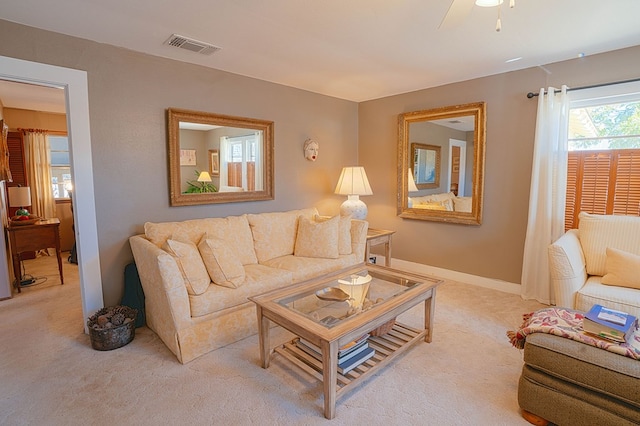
[
  {"x1": 424, "y1": 289, "x2": 436, "y2": 342},
  {"x1": 321, "y1": 339, "x2": 339, "y2": 419},
  {"x1": 256, "y1": 306, "x2": 271, "y2": 368}
]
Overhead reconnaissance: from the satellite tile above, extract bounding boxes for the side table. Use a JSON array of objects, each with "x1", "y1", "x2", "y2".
[
  {"x1": 365, "y1": 228, "x2": 395, "y2": 267},
  {"x1": 6, "y1": 218, "x2": 64, "y2": 292}
]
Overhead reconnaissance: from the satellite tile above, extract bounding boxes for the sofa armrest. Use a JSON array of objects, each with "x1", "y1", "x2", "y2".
[
  {"x1": 129, "y1": 235, "x2": 192, "y2": 359},
  {"x1": 548, "y1": 229, "x2": 588, "y2": 309},
  {"x1": 350, "y1": 219, "x2": 369, "y2": 261}
]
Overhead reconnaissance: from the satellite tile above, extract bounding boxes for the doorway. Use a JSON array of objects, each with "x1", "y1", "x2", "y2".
[
  {"x1": 0, "y1": 56, "x2": 103, "y2": 326},
  {"x1": 448, "y1": 138, "x2": 467, "y2": 196}
]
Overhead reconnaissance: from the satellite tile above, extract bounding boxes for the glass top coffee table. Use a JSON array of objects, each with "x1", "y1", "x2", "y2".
[{"x1": 249, "y1": 263, "x2": 443, "y2": 419}]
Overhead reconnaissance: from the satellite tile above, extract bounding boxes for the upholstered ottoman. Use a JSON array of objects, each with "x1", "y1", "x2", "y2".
[{"x1": 518, "y1": 333, "x2": 640, "y2": 426}]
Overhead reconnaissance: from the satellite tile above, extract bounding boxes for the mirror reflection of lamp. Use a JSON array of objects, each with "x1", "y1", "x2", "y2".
[
  {"x1": 407, "y1": 169, "x2": 419, "y2": 208},
  {"x1": 8, "y1": 186, "x2": 32, "y2": 217},
  {"x1": 334, "y1": 166, "x2": 373, "y2": 220}
]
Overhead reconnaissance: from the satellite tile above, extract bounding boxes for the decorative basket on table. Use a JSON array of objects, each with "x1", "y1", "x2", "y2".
[
  {"x1": 87, "y1": 305, "x2": 138, "y2": 351},
  {"x1": 370, "y1": 318, "x2": 396, "y2": 336},
  {"x1": 9, "y1": 216, "x2": 41, "y2": 226}
]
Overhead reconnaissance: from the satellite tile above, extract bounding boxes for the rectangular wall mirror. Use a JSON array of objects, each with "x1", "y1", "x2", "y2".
[
  {"x1": 397, "y1": 102, "x2": 486, "y2": 225},
  {"x1": 167, "y1": 108, "x2": 274, "y2": 206}
]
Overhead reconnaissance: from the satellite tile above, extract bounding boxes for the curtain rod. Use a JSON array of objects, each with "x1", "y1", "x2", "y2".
[{"x1": 526, "y1": 77, "x2": 640, "y2": 99}]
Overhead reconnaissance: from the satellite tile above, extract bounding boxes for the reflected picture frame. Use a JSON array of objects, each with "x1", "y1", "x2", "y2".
[
  {"x1": 180, "y1": 149, "x2": 196, "y2": 166},
  {"x1": 209, "y1": 149, "x2": 220, "y2": 176}
]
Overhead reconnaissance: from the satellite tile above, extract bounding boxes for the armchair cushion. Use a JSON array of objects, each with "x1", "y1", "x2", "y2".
[{"x1": 602, "y1": 248, "x2": 640, "y2": 290}]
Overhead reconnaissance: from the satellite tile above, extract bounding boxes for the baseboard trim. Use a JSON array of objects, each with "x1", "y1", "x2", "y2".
[{"x1": 391, "y1": 259, "x2": 521, "y2": 295}]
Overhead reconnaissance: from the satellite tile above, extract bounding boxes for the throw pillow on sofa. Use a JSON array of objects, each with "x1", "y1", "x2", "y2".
[
  {"x1": 314, "y1": 214, "x2": 352, "y2": 255},
  {"x1": 294, "y1": 215, "x2": 340, "y2": 259},
  {"x1": 602, "y1": 247, "x2": 640, "y2": 290},
  {"x1": 163, "y1": 239, "x2": 210, "y2": 295},
  {"x1": 198, "y1": 236, "x2": 246, "y2": 288}
]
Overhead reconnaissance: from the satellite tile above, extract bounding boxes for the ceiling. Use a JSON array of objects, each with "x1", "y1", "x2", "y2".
[{"x1": 2, "y1": 0, "x2": 640, "y2": 110}]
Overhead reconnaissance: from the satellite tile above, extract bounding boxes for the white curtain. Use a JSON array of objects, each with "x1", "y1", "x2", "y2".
[
  {"x1": 521, "y1": 86, "x2": 569, "y2": 304},
  {"x1": 24, "y1": 131, "x2": 57, "y2": 220}
]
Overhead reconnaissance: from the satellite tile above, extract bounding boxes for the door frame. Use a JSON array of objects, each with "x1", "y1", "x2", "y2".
[{"x1": 0, "y1": 55, "x2": 104, "y2": 325}]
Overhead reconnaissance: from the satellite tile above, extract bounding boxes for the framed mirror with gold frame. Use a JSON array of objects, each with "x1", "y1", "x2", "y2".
[
  {"x1": 397, "y1": 102, "x2": 486, "y2": 225},
  {"x1": 167, "y1": 108, "x2": 274, "y2": 206}
]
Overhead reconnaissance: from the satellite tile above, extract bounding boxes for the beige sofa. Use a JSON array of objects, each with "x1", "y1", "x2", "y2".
[
  {"x1": 129, "y1": 208, "x2": 368, "y2": 364},
  {"x1": 411, "y1": 191, "x2": 472, "y2": 212},
  {"x1": 548, "y1": 212, "x2": 640, "y2": 318}
]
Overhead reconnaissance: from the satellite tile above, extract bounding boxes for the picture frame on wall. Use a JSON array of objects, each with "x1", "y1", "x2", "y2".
[
  {"x1": 180, "y1": 149, "x2": 196, "y2": 166},
  {"x1": 209, "y1": 149, "x2": 220, "y2": 176}
]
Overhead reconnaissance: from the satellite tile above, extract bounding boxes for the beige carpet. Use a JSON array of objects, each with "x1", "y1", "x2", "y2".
[{"x1": 0, "y1": 255, "x2": 546, "y2": 425}]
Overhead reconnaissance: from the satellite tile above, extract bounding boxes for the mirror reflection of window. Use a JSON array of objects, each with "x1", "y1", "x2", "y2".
[{"x1": 220, "y1": 132, "x2": 263, "y2": 192}]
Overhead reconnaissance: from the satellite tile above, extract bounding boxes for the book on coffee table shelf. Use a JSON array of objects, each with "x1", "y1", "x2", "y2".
[
  {"x1": 583, "y1": 304, "x2": 638, "y2": 344},
  {"x1": 338, "y1": 346, "x2": 375, "y2": 374},
  {"x1": 296, "y1": 333, "x2": 372, "y2": 366}
]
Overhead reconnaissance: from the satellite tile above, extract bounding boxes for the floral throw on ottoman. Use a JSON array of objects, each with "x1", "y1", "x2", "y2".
[{"x1": 507, "y1": 307, "x2": 640, "y2": 360}]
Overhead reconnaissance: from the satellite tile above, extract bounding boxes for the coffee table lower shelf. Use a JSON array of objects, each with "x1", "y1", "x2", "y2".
[{"x1": 274, "y1": 322, "x2": 424, "y2": 398}]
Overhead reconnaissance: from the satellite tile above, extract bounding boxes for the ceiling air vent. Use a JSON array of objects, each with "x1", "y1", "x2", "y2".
[{"x1": 164, "y1": 34, "x2": 221, "y2": 56}]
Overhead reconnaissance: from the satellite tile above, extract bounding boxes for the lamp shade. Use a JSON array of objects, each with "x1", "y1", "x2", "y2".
[
  {"x1": 334, "y1": 167, "x2": 373, "y2": 196},
  {"x1": 197, "y1": 171, "x2": 212, "y2": 182},
  {"x1": 408, "y1": 169, "x2": 419, "y2": 193},
  {"x1": 8, "y1": 186, "x2": 31, "y2": 208}
]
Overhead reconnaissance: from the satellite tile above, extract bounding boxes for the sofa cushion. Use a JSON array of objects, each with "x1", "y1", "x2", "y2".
[
  {"x1": 602, "y1": 248, "x2": 640, "y2": 290},
  {"x1": 144, "y1": 215, "x2": 258, "y2": 266},
  {"x1": 453, "y1": 196, "x2": 472, "y2": 212},
  {"x1": 578, "y1": 212, "x2": 640, "y2": 276},
  {"x1": 316, "y1": 214, "x2": 352, "y2": 255},
  {"x1": 248, "y1": 208, "x2": 317, "y2": 263},
  {"x1": 263, "y1": 253, "x2": 357, "y2": 283},
  {"x1": 198, "y1": 237, "x2": 246, "y2": 288},
  {"x1": 294, "y1": 215, "x2": 340, "y2": 259},
  {"x1": 162, "y1": 239, "x2": 210, "y2": 295},
  {"x1": 188, "y1": 264, "x2": 292, "y2": 317}
]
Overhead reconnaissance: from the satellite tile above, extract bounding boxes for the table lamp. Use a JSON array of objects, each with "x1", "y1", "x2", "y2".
[
  {"x1": 407, "y1": 169, "x2": 419, "y2": 208},
  {"x1": 8, "y1": 186, "x2": 32, "y2": 216},
  {"x1": 334, "y1": 166, "x2": 373, "y2": 220}
]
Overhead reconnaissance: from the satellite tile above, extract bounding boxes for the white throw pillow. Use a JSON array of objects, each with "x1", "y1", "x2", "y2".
[
  {"x1": 163, "y1": 239, "x2": 210, "y2": 295},
  {"x1": 602, "y1": 247, "x2": 640, "y2": 290},
  {"x1": 294, "y1": 215, "x2": 340, "y2": 259},
  {"x1": 198, "y1": 236, "x2": 246, "y2": 289}
]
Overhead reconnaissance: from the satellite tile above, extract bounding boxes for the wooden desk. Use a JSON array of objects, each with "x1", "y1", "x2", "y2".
[
  {"x1": 7, "y1": 218, "x2": 64, "y2": 292},
  {"x1": 365, "y1": 228, "x2": 395, "y2": 267}
]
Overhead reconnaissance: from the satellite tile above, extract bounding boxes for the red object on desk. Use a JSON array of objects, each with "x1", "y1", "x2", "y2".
[{"x1": 7, "y1": 218, "x2": 64, "y2": 293}]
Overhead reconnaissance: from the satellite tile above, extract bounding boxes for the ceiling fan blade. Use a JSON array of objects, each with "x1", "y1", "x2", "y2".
[{"x1": 439, "y1": 0, "x2": 475, "y2": 30}]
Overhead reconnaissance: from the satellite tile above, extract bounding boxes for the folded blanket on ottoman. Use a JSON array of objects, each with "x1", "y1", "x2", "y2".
[{"x1": 507, "y1": 307, "x2": 640, "y2": 360}]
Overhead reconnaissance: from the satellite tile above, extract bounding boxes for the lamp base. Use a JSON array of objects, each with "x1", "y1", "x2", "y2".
[{"x1": 340, "y1": 195, "x2": 368, "y2": 220}]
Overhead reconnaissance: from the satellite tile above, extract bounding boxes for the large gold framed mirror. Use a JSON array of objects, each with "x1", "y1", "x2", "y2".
[
  {"x1": 397, "y1": 102, "x2": 486, "y2": 225},
  {"x1": 168, "y1": 108, "x2": 274, "y2": 206}
]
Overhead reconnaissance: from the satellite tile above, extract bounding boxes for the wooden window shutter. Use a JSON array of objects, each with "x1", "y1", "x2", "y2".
[
  {"x1": 565, "y1": 153, "x2": 579, "y2": 231},
  {"x1": 579, "y1": 152, "x2": 612, "y2": 216},
  {"x1": 613, "y1": 150, "x2": 640, "y2": 216},
  {"x1": 7, "y1": 131, "x2": 27, "y2": 187}
]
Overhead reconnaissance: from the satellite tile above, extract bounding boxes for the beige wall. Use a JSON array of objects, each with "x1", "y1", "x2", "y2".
[
  {"x1": 1, "y1": 18, "x2": 639, "y2": 301},
  {"x1": 0, "y1": 20, "x2": 358, "y2": 305},
  {"x1": 359, "y1": 45, "x2": 640, "y2": 284}
]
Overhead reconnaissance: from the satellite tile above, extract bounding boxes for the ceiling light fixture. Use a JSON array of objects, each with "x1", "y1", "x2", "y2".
[{"x1": 475, "y1": 0, "x2": 516, "y2": 32}]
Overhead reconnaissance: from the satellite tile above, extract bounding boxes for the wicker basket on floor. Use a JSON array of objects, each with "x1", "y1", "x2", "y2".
[{"x1": 370, "y1": 318, "x2": 395, "y2": 336}]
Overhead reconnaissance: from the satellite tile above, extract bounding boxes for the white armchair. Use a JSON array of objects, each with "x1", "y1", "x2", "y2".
[{"x1": 548, "y1": 212, "x2": 640, "y2": 318}]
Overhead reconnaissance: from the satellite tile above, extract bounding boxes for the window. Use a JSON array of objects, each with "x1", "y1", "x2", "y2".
[
  {"x1": 565, "y1": 94, "x2": 640, "y2": 230},
  {"x1": 49, "y1": 135, "x2": 72, "y2": 199},
  {"x1": 220, "y1": 132, "x2": 262, "y2": 191}
]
